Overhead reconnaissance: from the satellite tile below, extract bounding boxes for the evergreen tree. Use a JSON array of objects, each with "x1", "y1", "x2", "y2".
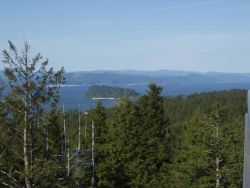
[
  {"x1": 102, "y1": 98, "x2": 140, "y2": 188},
  {"x1": 0, "y1": 41, "x2": 64, "y2": 188},
  {"x1": 93, "y1": 101, "x2": 108, "y2": 187},
  {"x1": 35, "y1": 104, "x2": 66, "y2": 187},
  {"x1": 173, "y1": 110, "x2": 215, "y2": 187},
  {"x1": 135, "y1": 83, "x2": 170, "y2": 187}
]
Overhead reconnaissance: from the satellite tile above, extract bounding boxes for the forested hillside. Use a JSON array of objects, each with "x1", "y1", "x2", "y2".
[
  {"x1": 0, "y1": 42, "x2": 246, "y2": 187},
  {"x1": 60, "y1": 89, "x2": 245, "y2": 187}
]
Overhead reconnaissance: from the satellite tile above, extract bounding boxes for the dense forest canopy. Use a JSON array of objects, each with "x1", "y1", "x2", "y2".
[{"x1": 0, "y1": 42, "x2": 246, "y2": 187}]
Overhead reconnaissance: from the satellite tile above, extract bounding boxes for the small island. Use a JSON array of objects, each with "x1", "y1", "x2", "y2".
[{"x1": 85, "y1": 85, "x2": 140, "y2": 100}]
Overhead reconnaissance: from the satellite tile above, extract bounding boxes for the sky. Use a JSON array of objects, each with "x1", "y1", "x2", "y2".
[{"x1": 0, "y1": 0, "x2": 250, "y2": 73}]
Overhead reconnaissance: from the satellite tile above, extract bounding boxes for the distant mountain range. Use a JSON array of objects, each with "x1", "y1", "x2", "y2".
[
  {"x1": 64, "y1": 70, "x2": 250, "y2": 86},
  {"x1": 63, "y1": 70, "x2": 250, "y2": 95},
  {"x1": 2, "y1": 70, "x2": 250, "y2": 95}
]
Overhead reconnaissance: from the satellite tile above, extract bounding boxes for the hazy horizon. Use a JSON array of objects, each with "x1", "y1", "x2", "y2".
[
  {"x1": 3, "y1": 68, "x2": 250, "y2": 74},
  {"x1": 63, "y1": 69, "x2": 250, "y2": 74}
]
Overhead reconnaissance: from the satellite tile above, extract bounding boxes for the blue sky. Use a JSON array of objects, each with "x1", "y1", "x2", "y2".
[{"x1": 0, "y1": 0, "x2": 250, "y2": 72}]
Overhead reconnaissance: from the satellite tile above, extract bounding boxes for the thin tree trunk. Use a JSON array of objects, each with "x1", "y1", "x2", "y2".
[
  {"x1": 78, "y1": 104, "x2": 81, "y2": 150},
  {"x1": 24, "y1": 111, "x2": 31, "y2": 188},
  {"x1": 63, "y1": 104, "x2": 66, "y2": 153},
  {"x1": 30, "y1": 122, "x2": 34, "y2": 168},
  {"x1": 67, "y1": 139, "x2": 70, "y2": 176},
  {"x1": 215, "y1": 120, "x2": 221, "y2": 188},
  {"x1": 216, "y1": 157, "x2": 220, "y2": 188},
  {"x1": 24, "y1": 45, "x2": 32, "y2": 188},
  {"x1": 91, "y1": 121, "x2": 95, "y2": 188}
]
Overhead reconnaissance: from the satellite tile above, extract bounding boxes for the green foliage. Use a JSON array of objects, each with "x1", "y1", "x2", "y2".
[
  {"x1": 85, "y1": 85, "x2": 139, "y2": 99},
  {"x1": 172, "y1": 111, "x2": 215, "y2": 187},
  {"x1": 0, "y1": 41, "x2": 65, "y2": 187},
  {"x1": 93, "y1": 101, "x2": 108, "y2": 187},
  {"x1": 133, "y1": 83, "x2": 170, "y2": 187},
  {"x1": 164, "y1": 90, "x2": 245, "y2": 187}
]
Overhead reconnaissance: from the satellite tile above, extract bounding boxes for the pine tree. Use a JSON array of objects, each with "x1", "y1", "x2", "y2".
[
  {"x1": 36, "y1": 104, "x2": 66, "y2": 187},
  {"x1": 0, "y1": 41, "x2": 64, "y2": 187},
  {"x1": 93, "y1": 101, "x2": 108, "y2": 187},
  {"x1": 134, "y1": 83, "x2": 169, "y2": 187},
  {"x1": 173, "y1": 110, "x2": 215, "y2": 187},
  {"x1": 100, "y1": 97, "x2": 140, "y2": 187},
  {"x1": 208, "y1": 105, "x2": 224, "y2": 188}
]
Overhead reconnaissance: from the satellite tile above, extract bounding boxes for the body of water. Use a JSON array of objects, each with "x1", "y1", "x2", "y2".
[
  {"x1": 58, "y1": 83, "x2": 250, "y2": 111},
  {"x1": 58, "y1": 85, "x2": 116, "y2": 111},
  {"x1": 3, "y1": 83, "x2": 250, "y2": 111}
]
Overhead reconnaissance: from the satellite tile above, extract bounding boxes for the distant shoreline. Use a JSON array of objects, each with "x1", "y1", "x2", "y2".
[
  {"x1": 60, "y1": 84, "x2": 82, "y2": 87},
  {"x1": 92, "y1": 97, "x2": 117, "y2": 100}
]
